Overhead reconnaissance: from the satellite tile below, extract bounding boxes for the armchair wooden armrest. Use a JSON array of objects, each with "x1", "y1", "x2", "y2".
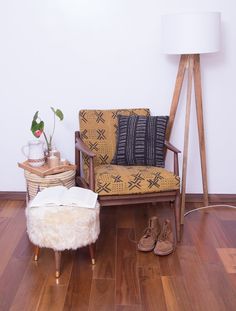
[
  {"x1": 165, "y1": 141, "x2": 181, "y2": 154},
  {"x1": 164, "y1": 140, "x2": 181, "y2": 176},
  {"x1": 75, "y1": 132, "x2": 96, "y2": 157},
  {"x1": 75, "y1": 131, "x2": 96, "y2": 191}
]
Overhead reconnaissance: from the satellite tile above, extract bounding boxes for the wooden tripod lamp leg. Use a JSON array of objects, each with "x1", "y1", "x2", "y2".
[
  {"x1": 193, "y1": 54, "x2": 209, "y2": 207},
  {"x1": 166, "y1": 55, "x2": 189, "y2": 141},
  {"x1": 167, "y1": 54, "x2": 191, "y2": 224},
  {"x1": 180, "y1": 56, "x2": 194, "y2": 224}
]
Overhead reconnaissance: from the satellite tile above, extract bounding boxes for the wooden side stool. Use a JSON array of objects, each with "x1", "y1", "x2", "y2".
[{"x1": 25, "y1": 202, "x2": 100, "y2": 278}]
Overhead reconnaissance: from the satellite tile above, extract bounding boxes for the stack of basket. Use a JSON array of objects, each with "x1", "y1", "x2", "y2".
[{"x1": 25, "y1": 170, "x2": 76, "y2": 201}]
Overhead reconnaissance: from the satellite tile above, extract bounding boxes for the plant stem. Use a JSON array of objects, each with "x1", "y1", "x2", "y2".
[
  {"x1": 50, "y1": 111, "x2": 56, "y2": 147},
  {"x1": 43, "y1": 132, "x2": 50, "y2": 152}
]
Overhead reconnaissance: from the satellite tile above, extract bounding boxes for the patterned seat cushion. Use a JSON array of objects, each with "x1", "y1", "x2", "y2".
[{"x1": 91, "y1": 164, "x2": 180, "y2": 196}]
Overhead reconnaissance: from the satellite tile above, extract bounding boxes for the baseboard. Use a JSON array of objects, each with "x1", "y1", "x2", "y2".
[
  {"x1": 0, "y1": 192, "x2": 26, "y2": 200},
  {"x1": 0, "y1": 191, "x2": 236, "y2": 203},
  {"x1": 186, "y1": 193, "x2": 236, "y2": 203}
]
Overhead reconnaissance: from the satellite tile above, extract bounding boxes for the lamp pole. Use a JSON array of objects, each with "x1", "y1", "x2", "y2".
[{"x1": 166, "y1": 54, "x2": 209, "y2": 224}]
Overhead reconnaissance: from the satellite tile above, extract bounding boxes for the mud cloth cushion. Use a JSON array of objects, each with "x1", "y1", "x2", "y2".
[{"x1": 112, "y1": 115, "x2": 169, "y2": 167}]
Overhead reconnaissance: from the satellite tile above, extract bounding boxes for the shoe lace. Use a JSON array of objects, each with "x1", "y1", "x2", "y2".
[
  {"x1": 142, "y1": 227, "x2": 156, "y2": 240},
  {"x1": 158, "y1": 223, "x2": 169, "y2": 241}
]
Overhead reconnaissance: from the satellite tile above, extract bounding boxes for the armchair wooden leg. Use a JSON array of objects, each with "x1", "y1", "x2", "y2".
[
  {"x1": 54, "y1": 251, "x2": 61, "y2": 278},
  {"x1": 174, "y1": 191, "x2": 181, "y2": 242},
  {"x1": 89, "y1": 243, "x2": 96, "y2": 265},
  {"x1": 33, "y1": 246, "x2": 40, "y2": 261}
]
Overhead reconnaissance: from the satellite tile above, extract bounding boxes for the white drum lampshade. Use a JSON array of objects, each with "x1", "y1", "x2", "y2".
[{"x1": 161, "y1": 12, "x2": 221, "y2": 55}]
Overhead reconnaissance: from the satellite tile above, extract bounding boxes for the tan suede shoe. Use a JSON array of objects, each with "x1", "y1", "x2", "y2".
[
  {"x1": 138, "y1": 216, "x2": 161, "y2": 252},
  {"x1": 154, "y1": 219, "x2": 174, "y2": 256}
]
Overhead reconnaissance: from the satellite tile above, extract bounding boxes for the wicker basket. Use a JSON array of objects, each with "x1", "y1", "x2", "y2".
[{"x1": 25, "y1": 169, "x2": 76, "y2": 201}]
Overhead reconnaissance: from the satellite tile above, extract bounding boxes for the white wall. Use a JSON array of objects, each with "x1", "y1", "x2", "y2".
[{"x1": 0, "y1": 0, "x2": 235, "y2": 193}]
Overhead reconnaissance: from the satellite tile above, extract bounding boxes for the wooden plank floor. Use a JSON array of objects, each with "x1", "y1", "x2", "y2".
[{"x1": 0, "y1": 199, "x2": 236, "y2": 311}]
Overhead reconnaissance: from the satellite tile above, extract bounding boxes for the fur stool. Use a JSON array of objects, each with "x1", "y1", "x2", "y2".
[{"x1": 25, "y1": 202, "x2": 100, "y2": 278}]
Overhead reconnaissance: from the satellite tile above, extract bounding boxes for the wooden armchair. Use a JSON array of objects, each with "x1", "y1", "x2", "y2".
[{"x1": 75, "y1": 108, "x2": 181, "y2": 241}]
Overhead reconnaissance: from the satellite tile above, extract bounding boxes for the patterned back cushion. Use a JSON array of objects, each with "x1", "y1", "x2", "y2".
[
  {"x1": 112, "y1": 115, "x2": 169, "y2": 167},
  {"x1": 79, "y1": 108, "x2": 150, "y2": 170}
]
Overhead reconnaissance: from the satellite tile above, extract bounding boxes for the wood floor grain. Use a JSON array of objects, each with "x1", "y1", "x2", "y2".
[
  {"x1": 0, "y1": 200, "x2": 236, "y2": 310},
  {"x1": 116, "y1": 228, "x2": 141, "y2": 305},
  {"x1": 63, "y1": 250, "x2": 93, "y2": 311}
]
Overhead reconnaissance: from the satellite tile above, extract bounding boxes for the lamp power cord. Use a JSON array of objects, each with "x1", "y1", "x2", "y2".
[{"x1": 184, "y1": 204, "x2": 236, "y2": 217}]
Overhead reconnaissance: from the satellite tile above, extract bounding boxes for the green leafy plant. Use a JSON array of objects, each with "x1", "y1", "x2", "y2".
[{"x1": 31, "y1": 107, "x2": 64, "y2": 153}]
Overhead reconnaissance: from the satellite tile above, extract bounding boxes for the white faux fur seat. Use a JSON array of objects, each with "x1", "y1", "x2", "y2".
[{"x1": 25, "y1": 202, "x2": 100, "y2": 278}]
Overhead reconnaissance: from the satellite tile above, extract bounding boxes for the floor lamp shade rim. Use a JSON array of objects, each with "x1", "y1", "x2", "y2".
[{"x1": 161, "y1": 12, "x2": 221, "y2": 55}]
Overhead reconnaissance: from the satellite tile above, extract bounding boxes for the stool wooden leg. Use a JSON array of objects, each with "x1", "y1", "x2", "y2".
[
  {"x1": 54, "y1": 251, "x2": 61, "y2": 278},
  {"x1": 89, "y1": 243, "x2": 96, "y2": 265},
  {"x1": 33, "y1": 246, "x2": 40, "y2": 261}
]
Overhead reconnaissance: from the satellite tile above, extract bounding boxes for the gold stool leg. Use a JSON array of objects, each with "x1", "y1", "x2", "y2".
[
  {"x1": 34, "y1": 246, "x2": 40, "y2": 261},
  {"x1": 89, "y1": 243, "x2": 96, "y2": 265},
  {"x1": 55, "y1": 251, "x2": 61, "y2": 278}
]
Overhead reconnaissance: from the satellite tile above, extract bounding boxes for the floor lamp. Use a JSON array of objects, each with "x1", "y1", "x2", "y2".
[{"x1": 161, "y1": 12, "x2": 221, "y2": 224}]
